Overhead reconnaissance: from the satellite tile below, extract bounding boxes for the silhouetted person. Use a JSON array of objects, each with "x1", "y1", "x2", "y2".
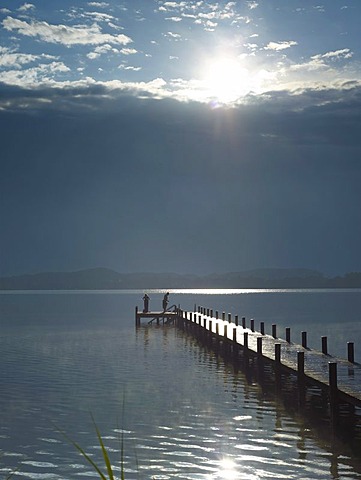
[
  {"x1": 143, "y1": 293, "x2": 150, "y2": 313},
  {"x1": 162, "y1": 292, "x2": 169, "y2": 311}
]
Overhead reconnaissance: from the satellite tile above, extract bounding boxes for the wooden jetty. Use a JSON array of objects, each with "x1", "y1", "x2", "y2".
[{"x1": 136, "y1": 305, "x2": 361, "y2": 415}]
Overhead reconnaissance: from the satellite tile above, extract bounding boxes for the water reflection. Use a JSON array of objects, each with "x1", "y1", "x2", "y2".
[{"x1": 134, "y1": 323, "x2": 361, "y2": 479}]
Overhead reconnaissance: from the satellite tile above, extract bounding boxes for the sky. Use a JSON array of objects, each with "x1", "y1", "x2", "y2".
[{"x1": 1, "y1": 0, "x2": 361, "y2": 277}]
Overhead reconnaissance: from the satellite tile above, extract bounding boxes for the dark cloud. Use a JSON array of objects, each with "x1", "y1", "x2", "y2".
[{"x1": 1, "y1": 85, "x2": 361, "y2": 276}]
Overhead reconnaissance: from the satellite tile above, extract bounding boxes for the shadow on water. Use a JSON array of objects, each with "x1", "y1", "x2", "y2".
[{"x1": 137, "y1": 322, "x2": 361, "y2": 478}]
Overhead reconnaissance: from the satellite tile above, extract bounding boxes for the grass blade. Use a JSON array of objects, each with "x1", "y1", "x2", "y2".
[
  {"x1": 91, "y1": 414, "x2": 115, "y2": 480},
  {"x1": 56, "y1": 425, "x2": 107, "y2": 480}
]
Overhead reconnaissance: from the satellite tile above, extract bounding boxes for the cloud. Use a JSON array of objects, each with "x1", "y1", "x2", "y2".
[
  {"x1": 1, "y1": 67, "x2": 360, "y2": 121},
  {"x1": 160, "y1": 2, "x2": 188, "y2": 9},
  {"x1": 0, "y1": 61, "x2": 70, "y2": 88},
  {"x1": 1, "y1": 80, "x2": 361, "y2": 277},
  {"x1": 2, "y1": 16, "x2": 132, "y2": 46},
  {"x1": 319, "y1": 48, "x2": 353, "y2": 60},
  {"x1": 86, "y1": 44, "x2": 119, "y2": 59},
  {"x1": 265, "y1": 41, "x2": 298, "y2": 51},
  {"x1": 118, "y1": 65, "x2": 142, "y2": 71},
  {"x1": 0, "y1": 47, "x2": 56, "y2": 68},
  {"x1": 163, "y1": 31, "x2": 182, "y2": 40},
  {"x1": 157, "y1": 1, "x2": 253, "y2": 29},
  {"x1": 166, "y1": 16, "x2": 182, "y2": 22},
  {"x1": 243, "y1": 42, "x2": 258, "y2": 52},
  {"x1": 195, "y1": 18, "x2": 217, "y2": 30},
  {"x1": 87, "y1": 2, "x2": 109, "y2": 7},
  {"x1": 247, "y1": 1, "x2": 258, "y2": 9},
  {"x1": 120, "y1": 48, "x2": 138, "y2": 55},
  {"x1": 289, "y1": 49, "x2": 354, "y2": 72},
  {"x1": 313, "y1": 5, "x2": 326, "y2": 13},
  {"x1": 18, "y1": 3, "x2": 35, "y2": 12},
  {"x1": 76, "y1": 11, "x2": 117, "y2": 24}
]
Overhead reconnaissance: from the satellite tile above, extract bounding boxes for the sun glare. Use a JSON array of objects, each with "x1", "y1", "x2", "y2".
[{"x1": 201, "y1": 57, "x2": 251, "y2": 104}]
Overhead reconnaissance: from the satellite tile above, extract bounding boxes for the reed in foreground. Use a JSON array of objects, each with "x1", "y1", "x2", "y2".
[{"x1": 58, "y1": 414, "x2": 126, "y2": 480}]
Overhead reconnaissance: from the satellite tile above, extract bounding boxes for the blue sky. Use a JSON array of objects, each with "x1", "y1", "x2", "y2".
[
  {"x1": 1, "y1": 1, "x2": 361, "y2": 276},
  {"x1": 1, "y1": 1, "x2": 360, "y2": 102}
]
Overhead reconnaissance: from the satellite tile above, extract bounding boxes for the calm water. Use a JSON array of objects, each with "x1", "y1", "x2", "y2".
[{"x1": 1, "y1": 289, "x2": 361, "y2": 479}]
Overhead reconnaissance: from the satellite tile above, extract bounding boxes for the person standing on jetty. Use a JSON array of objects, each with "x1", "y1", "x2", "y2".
[
  {"x1": 162, "y1": 292, "x2": 169, "y2": 311},
  {"x1": 143, "y1": 293, "x2": 150, "y2": 313}
]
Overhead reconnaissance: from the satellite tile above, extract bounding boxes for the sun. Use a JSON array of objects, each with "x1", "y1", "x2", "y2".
[{"x1": 200, "y1": 57, "x2": 251, "y2": 104}]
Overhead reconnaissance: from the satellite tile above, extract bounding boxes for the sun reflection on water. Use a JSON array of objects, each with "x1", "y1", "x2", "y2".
[
  {"x1": 208, "y1": 457, "x2": 264, "y2": 480},
  {"x1": 214, "y1": 458, "x2": 238, "y2": 480}
]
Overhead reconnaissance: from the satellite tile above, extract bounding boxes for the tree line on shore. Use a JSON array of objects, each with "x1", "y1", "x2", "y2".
[{"x1": 1, "y1": 267, "x2": 361, "y2": 290}]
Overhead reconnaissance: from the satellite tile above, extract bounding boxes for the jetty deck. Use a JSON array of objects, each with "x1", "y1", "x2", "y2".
[{"x1": 178, "y1": 308, "x2": 361, "y2": 408}]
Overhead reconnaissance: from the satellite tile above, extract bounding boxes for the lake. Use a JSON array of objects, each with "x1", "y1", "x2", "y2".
[{"x1": 1, "y1": 289, "x2": 361, "y2": 479}]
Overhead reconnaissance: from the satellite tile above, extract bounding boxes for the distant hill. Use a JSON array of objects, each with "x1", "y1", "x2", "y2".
[{"x1": 1, "y1": 267, "x2": 361, "y2": 289}]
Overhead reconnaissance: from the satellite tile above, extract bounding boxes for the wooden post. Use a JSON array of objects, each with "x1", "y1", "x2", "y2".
[
  {"x1": 216, "y1": 311, "x2": 219, "y2": 319},
  {"x1": 250, "y1": 319, "x2": 255, "y2": 332},
  {"x1": 301, "y1": 331, "x2": 307, "y2": 349},
  {"x1": 210, "y1": 309, "x2": 213, "y2": 317},
  {"x1": 275, "y1": 343, "x2": 281, "y2": 363},
  {"x1": 297, "y1": 351, "x2": 305, "y2": 407},
  {"x1": 244, "y1": 331, "x2": 248, "y2": 350},
  {"x1": 233, "y1": 327, "x2": 237, "y2": 343},
  {"x1": 235, "y1": 315, "x2": 239, "y2": 326},
  {"x1": 228, "y1": 313, "x2": 232, "y2": 323},
  {"x1": 225, "y1": 324, "x2": 231, "y2": 355},
  {"x1": 216, "y1": 322, "x2": 220, "y2": 336},
  {"x1": 135, "y1": 306, "x2": 138, "y2": 326},
  {"x1": 222, "y1": 312, "x2": 225, "y2": 321},
  {"x1": 216, "y1": 322, "x2": 220, "y2": 349},
  {"x1": 232, "y1": 327, "x2": 238, "y2": 358},
  {"x1": 257, "y1": 337, "x2": 263, "y2": 355},
  {"x1": 286, "y1": 327, "x2": 291, "y2": 343},
  {"x1": 348, "y1": 342, "x2": 355, "y2": 363},
  {"x1": 260, "y1": 321, "x2": 265, "y2": 335},
  {"x1": 297, "y1": 351, "x2": 304, "y2": 376},
  {"x1": 272, "y1": 324, "x2": 277, "y2": 338},
  {"x1": 329, "y1": 362, "x2": 338, "y2": 417},
  {"x1": 322, "y1": 336, "x2": 328, "y2": 355},
  {"x1": 242, "y1": 317, "x2": 246, "y2": 328}
]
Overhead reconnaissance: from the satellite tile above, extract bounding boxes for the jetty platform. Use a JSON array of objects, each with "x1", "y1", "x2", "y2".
[{"x1": 135, "y1": 306, "x2": 178, "y2": 325}]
